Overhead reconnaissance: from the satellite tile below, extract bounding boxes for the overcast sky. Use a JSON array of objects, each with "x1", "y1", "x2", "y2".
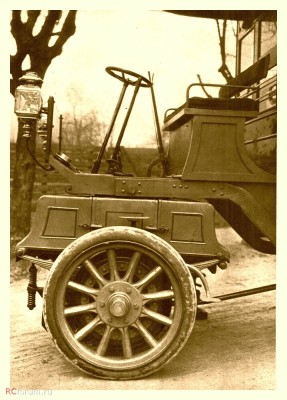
[{"x1": 10, "y1": 10, "x2": 236, "y2": 145}]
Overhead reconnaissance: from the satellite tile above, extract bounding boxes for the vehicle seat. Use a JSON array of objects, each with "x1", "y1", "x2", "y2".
[
  {"x1": 163, "y1": 54, "x2": 270, "y2": 125},
  {"x1": 164, "y1": 97, "x2": 258, "y2": 124}
]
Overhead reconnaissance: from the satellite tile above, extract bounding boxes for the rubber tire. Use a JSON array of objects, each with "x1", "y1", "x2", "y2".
[{"x1": 43, "y1": 226, "x2": 197, "y2": 380}]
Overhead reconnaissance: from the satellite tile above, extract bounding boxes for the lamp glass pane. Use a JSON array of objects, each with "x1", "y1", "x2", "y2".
[{"x1": 15, "y1": 86, "x2": 42, "y2": 116}]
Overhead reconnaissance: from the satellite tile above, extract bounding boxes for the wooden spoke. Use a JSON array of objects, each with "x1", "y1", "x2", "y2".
[
  {"x1": 84, "y1": 259, "x2": 108, "y2": 287},
  {"x1": 135, "y1": 319, "x2": 158, "y2": 348},
  {"x1": 120, "y1": 327, "x2": 133, "y2": 359},
  {"x1": 123, "y1": 251, "x2": 141, "y2": 283},
  {"x1": 64, "y1": 301, "x2": 97, "y2": 316},
  {"x1": 96, "y1": 325, "x2": 114, "y2": 356},
  {"x1": 133, "y1": 266, "x2": 162, "y2": 292},
  {"x1": 67, "y1": 281, "x2": 99, "y2": 297},
  {"x1": 74, "y1": 316, "x2": 101, "y2": 341},
  {"x1": 107, "y1": 249, "x2": 120, "y2": 281},
  {"x1": 142, "y1": 307, "x2": 173, "y2": 326},
  {"x1": 142, "y1": 290, "x2": 174, "y2": 303}
]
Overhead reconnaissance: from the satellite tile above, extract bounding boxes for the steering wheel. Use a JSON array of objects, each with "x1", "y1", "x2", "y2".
[{"x1": 105, "y1": 66, "x2": 152, "y2": 88}]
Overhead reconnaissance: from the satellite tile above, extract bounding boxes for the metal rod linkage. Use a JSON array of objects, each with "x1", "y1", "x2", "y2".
[
  {"x1": 214, "y1": 283, "x2": 276, "y2": 302},
  {"x1": 148, "y1": 72, "x2": 169, "y2": 176},
  {"x1": 91, "y1": 82, "x2": 128, "y2": 173},
  {"x1": 109, "y1": 78, "x2": 143, "y2": 169}
]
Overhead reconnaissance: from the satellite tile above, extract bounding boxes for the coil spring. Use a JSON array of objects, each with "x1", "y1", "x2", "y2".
[{"x1": 27, "y1": 264, "x2": 37, "y2": 310}]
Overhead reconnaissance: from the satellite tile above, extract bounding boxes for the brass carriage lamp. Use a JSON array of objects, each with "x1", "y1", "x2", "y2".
[
  {"x1": 14, "y1": 71, "x2": 43, "y2": 117},
  {"x1": 14, "y1": 72, "x2": 43, "y2": 138}
]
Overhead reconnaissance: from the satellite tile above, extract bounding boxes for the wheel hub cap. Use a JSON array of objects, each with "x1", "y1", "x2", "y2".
[
  {"x1": 108, "y1": 293, "x2": 130, "y2": 317},
  {"x1": 97, "y1": 281, "x2": 143, "y2": 327}
]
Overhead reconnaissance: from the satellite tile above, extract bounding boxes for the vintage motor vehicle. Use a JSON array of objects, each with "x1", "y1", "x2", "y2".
[{"x1": 13, "y1": 10, "x2": 276, "y2": 380}]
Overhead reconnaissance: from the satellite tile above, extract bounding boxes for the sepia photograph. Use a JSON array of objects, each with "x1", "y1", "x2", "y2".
[{"x1": 3, "y1": 1, "x2": 286, "y2": 395}]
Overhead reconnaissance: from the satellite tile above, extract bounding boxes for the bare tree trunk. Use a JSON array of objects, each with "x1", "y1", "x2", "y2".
[
  {"x1": 10, "y1": 11, "x2": 77, "y2": 243},
  {"x1": 11, "y1": 121, "x2": 36, "y2": 241}
]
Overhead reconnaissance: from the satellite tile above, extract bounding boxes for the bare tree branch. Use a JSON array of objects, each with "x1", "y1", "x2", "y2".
[
  {"x1": 26, "y1": 11, "x2": 41, "y2": 31},
  {"x1": 10, "y1": 10, "x2": 77, "y2": 95},
  {"x1": 51, "y1": 11, "x2": 77, "y2": 57},
  {"x1": 35, "y1": 11, "x2": 62, "y2": 43},
  {"x1": 216, "y1": 19, "x2": 233, "y2": 82}
]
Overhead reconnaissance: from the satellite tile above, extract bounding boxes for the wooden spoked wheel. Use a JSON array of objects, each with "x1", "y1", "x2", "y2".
[{"x1": 43, "y1": 227, "x2": 196, "y2": 380}]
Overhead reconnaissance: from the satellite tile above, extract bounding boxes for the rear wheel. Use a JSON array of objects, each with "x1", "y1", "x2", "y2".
[{"x1": 43, "y1": 227, "x2": 196, "y2": 380}]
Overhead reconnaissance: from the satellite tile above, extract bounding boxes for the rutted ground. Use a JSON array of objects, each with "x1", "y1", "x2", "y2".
[{"x1": 10, "y1": 228, "x2": 276, "y2": 390}]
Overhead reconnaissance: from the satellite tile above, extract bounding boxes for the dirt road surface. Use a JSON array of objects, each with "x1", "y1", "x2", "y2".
[{"x1": 10, "y1": 228, "x2": 276, "y2": 390}]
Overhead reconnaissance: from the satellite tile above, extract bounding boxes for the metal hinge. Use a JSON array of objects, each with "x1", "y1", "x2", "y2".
[
  {"x1": 145, "y1": 225, "x2": 169, "y2": 233},
  {"x1": 79, "y1": 224, "x2": 103, "y2": 230}
]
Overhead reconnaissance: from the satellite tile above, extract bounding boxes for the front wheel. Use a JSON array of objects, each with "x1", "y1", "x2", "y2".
[{"x1": 43, "y1": 227, "x2": 197, "y2": 380}]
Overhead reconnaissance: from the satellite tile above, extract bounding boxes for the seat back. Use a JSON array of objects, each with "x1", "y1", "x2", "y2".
[{"x1": 219, "y1": 54, "x2": 270, "y2": 98}]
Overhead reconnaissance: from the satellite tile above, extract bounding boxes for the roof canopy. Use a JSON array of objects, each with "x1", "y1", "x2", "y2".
[{"x1": 166, "y1": 10, "x2": 276, "y2": 22}]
